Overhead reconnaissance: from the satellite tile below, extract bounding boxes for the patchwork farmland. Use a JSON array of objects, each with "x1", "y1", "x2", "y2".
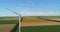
[
  {"x1": 0, "y1": 17, "x2": 18, "y2": 32},
  {"x1": 21, "y1": 16, "x2": 60, "y2": 26},
  {"x1": 0, "y1": 16, "x2": 60, "y2": 32},
  {"x1": 21, "y1": 16, "x2": 60, "y2": 32}
]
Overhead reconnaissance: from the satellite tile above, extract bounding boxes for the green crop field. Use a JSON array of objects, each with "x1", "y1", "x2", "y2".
[
  {"x1": 21, "y1": 25, "x2": 60, "y2": 32},
  {"x1": 16, "y1": 29, "x2": 19, "y2": 32},
  {"x1": 0, "y1": 20, "x2": 19, "y2": 32},
  {"x1": 0, "y1": 20, "x2": 18, "y2": 24},
  {"x1": 0, "y1": 16, "x2": 60, "y2": 32}
]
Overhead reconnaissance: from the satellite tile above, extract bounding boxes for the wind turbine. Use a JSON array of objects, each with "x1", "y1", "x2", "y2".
[{"x1": 7, "y1": 8, "x2": 25, "y2": 32}]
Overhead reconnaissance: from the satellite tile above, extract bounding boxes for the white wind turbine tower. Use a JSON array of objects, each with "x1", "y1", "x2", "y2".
[
  {"x1": 7, "y1": 0, "x2": 32, "y2": 32},
  {"x1": 7, "y1": 8, "x2": 25, "y2": 32}
]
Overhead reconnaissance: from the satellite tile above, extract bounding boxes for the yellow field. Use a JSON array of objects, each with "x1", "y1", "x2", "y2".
[
  {"x1": 21, "y1": 17, "x2": 60, "y2": 26},
  {"x1": 0, "y1": 16, "x2": 60, "y2": 32},
  {"x1": 43, "y1": 16, "x2": 60, "y2": 21}
]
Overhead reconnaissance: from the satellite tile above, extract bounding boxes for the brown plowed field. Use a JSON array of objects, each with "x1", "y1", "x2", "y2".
[
  {"x1": 0, "y1": 24, "x2": 15, "y2": 32},
  {"x1": 21, "y1": 17, "x2": 60, "y2": 26}
]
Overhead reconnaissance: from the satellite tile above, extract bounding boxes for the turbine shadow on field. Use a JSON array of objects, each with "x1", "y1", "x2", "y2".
[
  {"x1": 10, "y1": 17, "x2": 23, "y2": 32},
  {"x1": 37, "y1": 17, "x2": 60, "y2": 22}
]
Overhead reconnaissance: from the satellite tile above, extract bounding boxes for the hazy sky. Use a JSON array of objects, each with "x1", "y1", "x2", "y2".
[{"x1": 0, "y1": 0, "x2": 60, "y2": 17}]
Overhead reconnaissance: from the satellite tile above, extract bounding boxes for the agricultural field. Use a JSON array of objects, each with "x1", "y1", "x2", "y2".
[
  {"x1": 38, "y1": 16, "x2": 60, "y2": 21},
  {"x1": 0, "y1": 17, "x2": 19, "y2": 32},
  {"x1": 21, "y1": 16, "x2": 60, "y2": 32},
  {"x1": 21, "y1": 25, "x2": 60, "y2": 32},
  {"x1": 21, "y1": 16, "x2": 60, "y2": 26},
  {"x1": 0, "y1": 16, "x2": 60, "y2": 32}
]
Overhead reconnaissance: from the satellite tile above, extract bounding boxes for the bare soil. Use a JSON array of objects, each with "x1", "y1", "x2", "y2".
[
  {"x1": 0, "y1": 18, "x2": 18, "y2": 20},
  {"x1": 21, "y1": 21, "x2": 60, "y2": 26},
  {"x1": 0, "y1": 24, "x2": 15, "y2": 32},
  {"x1": 21, "y1": 18, "x2": 60, "y2": 26}
]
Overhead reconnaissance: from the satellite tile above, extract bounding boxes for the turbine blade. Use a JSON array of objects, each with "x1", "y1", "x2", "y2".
[
  {"x1": 7, "y1": 8, "x2": 18, "y2": 15},
  {"x1": 21, "y1": 8, "x2": 29, "y2": 14}
]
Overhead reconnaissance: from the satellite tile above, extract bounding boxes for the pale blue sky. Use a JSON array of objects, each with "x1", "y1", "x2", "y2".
[{"x1": 0, "y1": 0, "x2": 60, "y2": 17}]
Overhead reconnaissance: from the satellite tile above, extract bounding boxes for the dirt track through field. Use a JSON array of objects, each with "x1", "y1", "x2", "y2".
[
  {"x1": 21, "y1": 18, "x2": 60, "y2": 26},
  {"x1": 0, "y1": 24, "x2": 15, "y2": 32}
]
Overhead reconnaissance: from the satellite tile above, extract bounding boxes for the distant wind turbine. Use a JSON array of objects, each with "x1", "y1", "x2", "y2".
[{"x1": 7, "y1": 8, "x2": 25, "y2": 32}]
